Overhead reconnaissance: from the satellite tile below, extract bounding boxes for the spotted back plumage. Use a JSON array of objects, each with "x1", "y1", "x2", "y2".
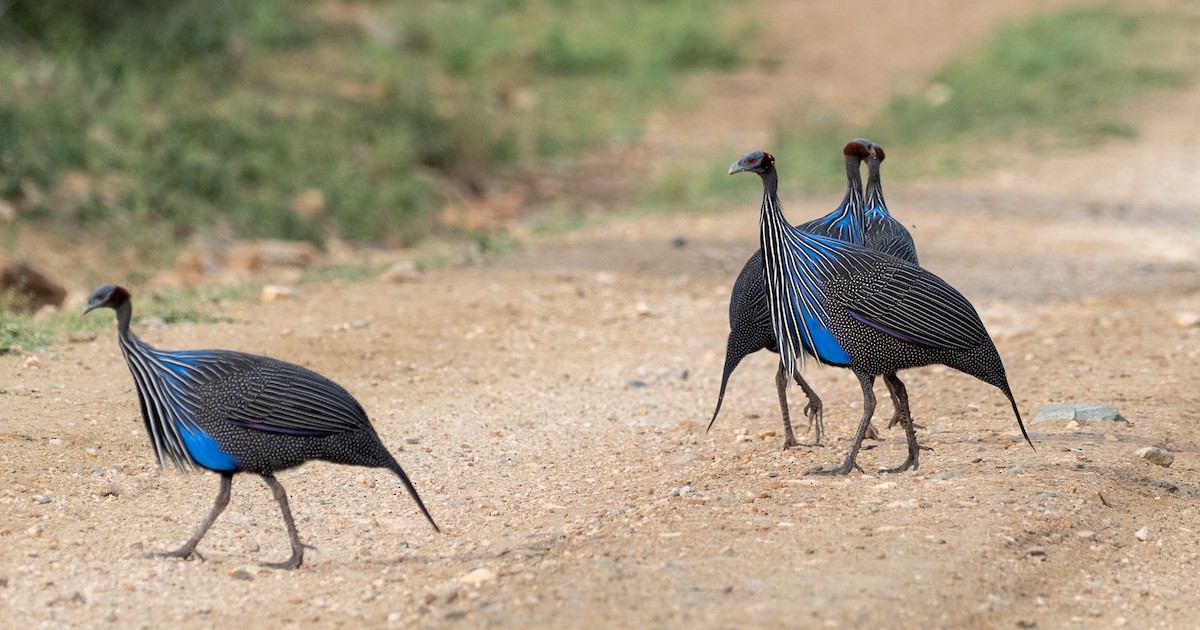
[
  {"x1": 119, "y1": 335, "x2": 378, "y2": 473},
  {"x1": 85, "y1": 283, "x2": 440, "y2": 538},
  {"x1": 732, "y1": 151, "x2": 1030, "y2": 446}
]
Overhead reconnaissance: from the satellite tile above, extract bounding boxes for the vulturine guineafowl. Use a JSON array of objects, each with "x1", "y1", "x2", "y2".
[
  {"x1": 728, "y1": 150, "x2": 1031, "y2": 474},
  {"x1": 84, "y1": 284, "x2": 439, "y2": 569},
  {"x1": 708, "y1": 140, "x2": 874, "y2": 449}
]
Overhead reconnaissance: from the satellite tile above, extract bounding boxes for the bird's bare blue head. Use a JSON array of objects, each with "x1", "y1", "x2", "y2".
[
  {"x1": 82, "y1": 284, "x2": 131, "y2": 315},
  {"x1": 728, "y1": 150, "x2": 774, "y2": 176}
]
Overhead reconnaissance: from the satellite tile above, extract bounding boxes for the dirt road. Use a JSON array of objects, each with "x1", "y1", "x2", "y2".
[
  {"x1": 4, "y1": 2, "x2": 1200, "y2": 628},
  {"x1": 3, "y1": 170, "x2": 1199, "y2": 627}
]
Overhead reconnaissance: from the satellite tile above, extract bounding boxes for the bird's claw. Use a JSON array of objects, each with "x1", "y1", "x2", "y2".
[
  {"x1": 887, "y1": 413, "x2": 925, "y2": 431},
  {"x1": 879, "y1": 458, "x2": 918, "y2": 474},
  {"x1": 157, "y1": 547, "x2": 203, "y2": 562},
  {"x1": 259, "y1": 555, "x2": 303, "y2": 570},
  {"x1": 805, "y1": 461, "x2": 862, "y2": 476}
]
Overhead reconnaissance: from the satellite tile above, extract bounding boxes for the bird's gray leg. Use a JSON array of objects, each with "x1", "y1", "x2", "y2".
[
  {"x1": 259, "y1": 473, "x2": 305, "y2": 570},
  {"x1": 158, "y1": 472, "x2": 233, "y2": 562},
  {"x1": 775, "y1": 363, "x2": 801, "y2": 450},
  {"x1": 791, "y1": 368, "x2": 823, "y2": 447},
  {"x1": 809, "y1": 372, "x2": 876, "y2": 475},
  {"x1": 879, "y1": 374, "x2": 930, "y2": 474},
  {"x1": 883, "y1": 373, "x2": 924, "y2": 431}
]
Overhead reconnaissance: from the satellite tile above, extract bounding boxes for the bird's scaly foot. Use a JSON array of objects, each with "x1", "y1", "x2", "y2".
[
  {"x1": 260, "y1": 553, "x2": 303, "y2": 570},
  {"x1": 157, "y1": 547, "x2": 203, "y2": 562},
  {"x1": 864, "y1": 423, "x2": 882, "y2": 441},
  {"x1": 879, "y1": 455, "x2": 918, "y2": 474},
  {"x1": 803, "y1": 401, "x2": 824, "y2": 446},
  {"x1": 806, "y1": 461, "x2": 864, "y2": 476},
  {"x1": 886, "y1": 412, "x2": 925, "y2": 431}
]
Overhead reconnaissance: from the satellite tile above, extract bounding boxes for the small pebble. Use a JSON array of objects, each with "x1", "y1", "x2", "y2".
[
  {"x1": 405, "y1": 436, "x2": 421, "y2": 445},
  {"x1": 230, "y1": 567, "x2": 256, "y2": 580},
  {"x1": 1031, "y1": 403, "x2": 1126, "y2": 424},
  {"x1": 24, "y1": 356, "x2": 39, "y2": 369},
  {"x1": 1149, "y1": 479, "x2": 1178, "y2": 493},
  {"x1": 387, "y1": 611, "x2": 403, "y2": 623},
  {"x1": 1135, "y1": 447, "x2": 1174, "y2": 468},
  {"x1": 1134, "y1": 527, "x2": 1148, "y2": 542},
  {"x1": 1027, "y1": 546, "x2": 1047, "y2": 557},
  {"x1": 459, "y1": 568, "x2": 496, "y2": 587},
  {"x1": 1077, "y1": 530, "x2": 1096, "y2": 540},
  {"x1": 1007, "y1": 467, "x2": 1025, "y2": 475},
  {"x1": 260, "y1": 285, "x2": 296, "y2": 303},
  {"x1": 1171, "y1": 311, "x2": 1200, "y2": 329},
  {"x1": 0, "y1": 573, "x2": 7, "y2": 587},
  {"x1": 32, "y1": 494, "x2": 51, "y2": 504},
  {"x1": 426, "y1": 579, "x2": 459, "y2": 605}
]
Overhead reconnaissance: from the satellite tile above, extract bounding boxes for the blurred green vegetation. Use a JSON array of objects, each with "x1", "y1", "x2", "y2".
[
  {"x1": 0, "y1": 283, "x2": 249, "y2": 353},
  {"x1": 665, "y1": 5, "x2": 1197, "y2": 203},
  {"x1": 0, "y1": 0, "x2": 748, "y2": 263}
]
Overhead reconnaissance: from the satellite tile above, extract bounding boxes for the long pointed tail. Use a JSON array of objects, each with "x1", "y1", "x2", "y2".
[
  {"x1": 707, "y1": 340, "x2": 748, "y2": 433},
  {"x1": 385, "y1": 457, "x2": 441, "y2": 533},
  {"x1": 1000, "y1": 383, "x2": 1033, "y2": 451}
]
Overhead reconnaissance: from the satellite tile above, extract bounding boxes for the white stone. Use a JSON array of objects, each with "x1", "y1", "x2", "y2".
[{"x1": 1135, "y1": 446, "x2": 1174, "y2": 467}]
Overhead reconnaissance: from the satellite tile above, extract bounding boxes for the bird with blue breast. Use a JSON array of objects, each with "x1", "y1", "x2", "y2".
[
  {"x1": 727, "y1": 149, "x2": 1032, "y2": 474},
  {"x1": 83, "y1": 283, "x2": 439, "y2": 569},
  {"x1": 707, "y1": 139, "x2": 875, "y2": 450}
]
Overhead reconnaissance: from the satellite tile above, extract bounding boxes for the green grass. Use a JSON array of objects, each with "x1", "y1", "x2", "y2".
[
  {"x1": 763, "y1": 6, "x2": 1197, "y2": 192},
  {"x1": 0, "y1": 283, "x2": 252, "y2": 354},
  {"x1": 0, "y1": 0, "x2": 750, "y2": 267}
]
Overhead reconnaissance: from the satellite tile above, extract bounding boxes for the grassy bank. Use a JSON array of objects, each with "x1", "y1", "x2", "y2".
[
  {"x1": 674, "y1": 5, "x2": 1197, "y2": 201},
  {"x1": 0, "y1": 0, "x2": 748, "y2": 264}
]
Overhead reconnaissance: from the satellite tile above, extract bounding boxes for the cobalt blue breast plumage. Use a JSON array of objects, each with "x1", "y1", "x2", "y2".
[
  {"x1": 728, "y1": 150, "x2": 1032, "y2": 475},
  {"x1": 84, "y1": 283, "x2": 439, "y2": 569},
  {"x1": 707, "y1": 139, "x2": 874, "y2": 450}
]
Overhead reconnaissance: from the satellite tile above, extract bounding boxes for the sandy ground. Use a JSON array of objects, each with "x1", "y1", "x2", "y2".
[{"x1": 4, "y1": 1, "x2": 1200, "y2": 628}]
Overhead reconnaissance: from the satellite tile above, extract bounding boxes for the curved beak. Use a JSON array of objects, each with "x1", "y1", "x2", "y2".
[
  {"x1": 82, "y1": 302, "x2": 98, "y2": 316},
  {"x1": 728, "y1": 161, "x2": 745, "y2": 175}
]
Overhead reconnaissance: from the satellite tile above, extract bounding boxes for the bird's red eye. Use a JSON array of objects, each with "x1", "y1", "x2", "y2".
[{"x1": 749, "y1": 157, "x2": 758, "y2": 164}]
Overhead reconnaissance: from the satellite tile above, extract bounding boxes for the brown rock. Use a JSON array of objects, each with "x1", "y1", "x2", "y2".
[{"x1": 0, "y1": 261, "x2": 68, "y2": 313}]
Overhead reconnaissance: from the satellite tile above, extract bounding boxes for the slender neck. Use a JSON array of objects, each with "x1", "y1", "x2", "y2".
[
  {"x1": 114, "y1": 300, "x2": 135, "y2": 345},
  {"x1": 839, "y1": 155, "x2": 864, "y2": 214},
  {"x1": 865, "y1": 158, "x2": 887, "y2": 213},
  {"x1": 757, "y1": 166, "x2": 785, "y2": 227}
]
